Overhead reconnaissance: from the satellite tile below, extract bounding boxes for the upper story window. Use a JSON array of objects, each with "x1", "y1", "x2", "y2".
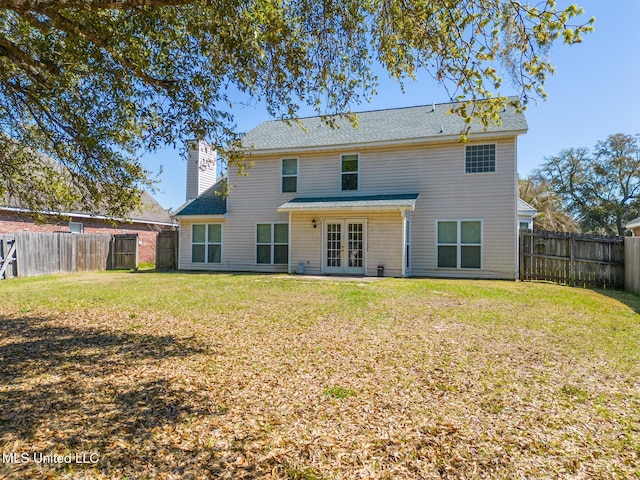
[
  {"x1": 281, "y1": 158, "x2": 298, "y2": 193},
  {"x1": 465, "y1": 144, "x2": 495, "y2": 173},
  {"x1": 341, "y1": 154, "x2": 359, "y2": 191}
]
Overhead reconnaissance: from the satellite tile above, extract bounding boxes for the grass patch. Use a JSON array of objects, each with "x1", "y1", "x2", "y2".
[
  {"x1": 0, "y1": 272, "x2": 639, "y2": 478},
  {"x1": 323, "y1": 386, "x2": 356, "y2": 399}
]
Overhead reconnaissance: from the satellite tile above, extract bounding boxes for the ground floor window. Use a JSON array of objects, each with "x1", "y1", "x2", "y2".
[
  {"x1": 69, "y1": 222, "x2": 83, "y2": 234},
  {"x1": 257, "y1": 223, "x2": 288, "y2": 264},
  {"x1": 192, "y1": 224, "x2": 222, "y2": 263},
  {"x1": 437, "y1": 220, "x2": 482, "y2": 269}
]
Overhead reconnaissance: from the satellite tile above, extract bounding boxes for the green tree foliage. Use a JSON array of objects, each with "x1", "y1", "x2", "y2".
[
  {"x1": 518, "y1": 176, "x2": 578, "y2": 232},
  {"x1": 0, "y1": 0, "x2": 594, "y2": 215},
  {"x1": 536, "y1": 134, "x2": 640, "y2": 236}
]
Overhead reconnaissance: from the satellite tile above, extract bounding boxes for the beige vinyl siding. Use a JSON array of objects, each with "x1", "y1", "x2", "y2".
[
  {"x1": 289, "y1": 212, "x2": 322, "y2": 274},
  {"x1": 177, "y1": 219, "x2": 227, "y2": 271},
  {"x1": 179, "y1": 159, "x2": 291, "y2": 273},
  {"x1": 186, "y1": 146, "x2": 217, "y2": 201},
  {"x1": 289, "y1": 211, "x2": 404, "y2": 277},
  {"x1": 180, "y1": 136, "x2": 518, "y2": 278},
  {"x1": 364, "y1": 212, "x2": 404, "y2": 277}
]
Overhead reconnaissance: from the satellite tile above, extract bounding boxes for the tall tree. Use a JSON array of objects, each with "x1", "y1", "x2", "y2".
[
  {"x1": 536, "y1": 134, "x2": 640, "y2": 236},
  {"x1": 518, "y1": 176, "x2": 578, "y2": 232},
  {"x1": 0, "y1": 1, "x2": 594, "y2": 215}
]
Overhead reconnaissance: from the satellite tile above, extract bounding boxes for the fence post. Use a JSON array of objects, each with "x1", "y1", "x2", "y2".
[
  {"x1": 519, "y1": 231, "x2": 524, "y2": 280},
  {"x1": 569, "y1": 233, "x2": 576, "y2": 287}
]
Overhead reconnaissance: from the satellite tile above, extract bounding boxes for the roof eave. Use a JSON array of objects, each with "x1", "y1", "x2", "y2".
[
  {"x1": 518, "y1": 211, "x2": 537, "y2": 218},
  {"x1": 278, "y1": 202, "x2": 417, "y2": 213},
  {"x1": 0, "y1": 206, "x2": 176, "y2": 226},
  {"x1": 173, "y1": 213, "x2": 227, "y2": 221}
]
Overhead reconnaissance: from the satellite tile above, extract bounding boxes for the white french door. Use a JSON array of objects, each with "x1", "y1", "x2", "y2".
[{"x1": 323, "y1": 219, "x2": 366, "y2": 275}]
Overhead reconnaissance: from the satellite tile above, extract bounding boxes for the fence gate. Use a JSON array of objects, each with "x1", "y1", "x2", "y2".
[
  {"x1": 0, "y1": 236, "x2": 17, "y2": 279},
  {"x1": 520, "y1": 230, "x2": 624, "y2": 289},
  {"x1": 110, "y1": 234, "x2": 139, "y2": 270},
  {"x1": 156, "y1": 230, "x2": 178, "y2": 270}
]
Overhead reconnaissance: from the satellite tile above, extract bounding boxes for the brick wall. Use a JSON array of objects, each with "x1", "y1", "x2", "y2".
[{"x1": 0, "y1": 211, "x2": 174, "y2": 264}]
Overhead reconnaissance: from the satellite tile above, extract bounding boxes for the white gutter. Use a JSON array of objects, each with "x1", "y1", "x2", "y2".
[{"x1": 1, "y1": 206, "x2": 176, "y2": 227}]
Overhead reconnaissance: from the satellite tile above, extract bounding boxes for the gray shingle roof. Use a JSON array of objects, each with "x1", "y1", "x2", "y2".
[
  {"x1": 626, "y1": 217, "x2": 640, "y2": 229},
  {"x1": 517, "y1": 198, "x2": 537, "y2": 215},
  {"x1": 122, "y1": 191, "x2": 173, "y2": 224},
  {"x1": 278, "y1": 193, "x2": 419, "y2": 212},
  {"x1": 3, "y1": 189, "x2": 173, "y2": 225},
  {"x1": 241, "y1": 99, "x2": 527, "y2": 152},
  {"x1": 174, "y1": 178, "x2": 227, "y2": 216}
]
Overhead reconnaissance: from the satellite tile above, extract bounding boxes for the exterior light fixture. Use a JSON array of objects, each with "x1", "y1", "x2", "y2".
[{"x1": 312, "y1": 219, "x2": 317, "y2": 229}]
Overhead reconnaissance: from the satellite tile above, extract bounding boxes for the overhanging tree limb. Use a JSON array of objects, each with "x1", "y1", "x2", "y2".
[{"x1": 0, "y1": 0, "x2": 595, "y2": 216}]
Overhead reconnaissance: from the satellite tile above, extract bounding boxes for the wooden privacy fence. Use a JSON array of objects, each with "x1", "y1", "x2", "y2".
[
  {"x1": 520, "y1": 230, "x2": 624, "y2": 289},
  {"x1": 156, "y1": 230, "x2": 178, "y2": 270},
  {"x1": 0, "y1": 232, "x2": 139, "y2": 279}
]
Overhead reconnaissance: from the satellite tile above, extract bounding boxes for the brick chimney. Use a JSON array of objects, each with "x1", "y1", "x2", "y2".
[{"x1": 186, "y1": 140, "x2": 217, "y2": 201}]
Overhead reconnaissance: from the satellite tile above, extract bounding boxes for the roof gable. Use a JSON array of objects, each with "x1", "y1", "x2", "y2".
[{"x1": 517, "y1": 198, "x2": 537, "y2": 215}]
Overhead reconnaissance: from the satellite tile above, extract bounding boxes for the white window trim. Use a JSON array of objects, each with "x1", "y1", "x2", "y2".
[
  {"x1": 464, "y1": 143, "x2": 497, "y2": 174},
  {"x1": 320, "y1": 217, "x2": 367, "y2": 275},
  {"x1": 69, "y1": 221, "x2": 84, "y2": 234},
  {"x1": 256, "y1": 223, "x2": 289, "y2": 265},
  {"x1": 340, "y1": 153, "x2": 360, "y2": 192},
  {"x1": 281, "y1": 157, "x2": 298, "y2": 193},
  {"x1": 436, "y1": 219, "x2": 483, "y2": 269},
  {"x1": 191, "y1": 223, "x2": 223, "y2": 264}
]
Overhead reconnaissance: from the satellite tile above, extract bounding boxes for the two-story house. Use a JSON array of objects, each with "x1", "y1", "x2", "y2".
[{"x1": 174, "y1": 100, "x2": 528, "y2": 278}]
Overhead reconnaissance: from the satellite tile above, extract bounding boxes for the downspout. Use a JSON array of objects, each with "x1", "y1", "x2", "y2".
[
  {"x1": 401, "y1": 209, "x2": 407, "y2": 278},
  {"x1": 288, "y1": 212, "x2": 292, "y2": 274}
]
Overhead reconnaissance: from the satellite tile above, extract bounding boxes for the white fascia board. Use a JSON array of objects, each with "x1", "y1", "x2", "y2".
[
  {"x1": 518, "y1": 210, "x2": 537, "y2": 217},
  {"x1": 1, "y1": 206, "x2": 176, "y2": 227},
  {"x1": 277, "y1": 205, "x2": 414, "y2": 213},
  {"x1": 174, "y1": 214, "x2": 227, "y2": 222}
]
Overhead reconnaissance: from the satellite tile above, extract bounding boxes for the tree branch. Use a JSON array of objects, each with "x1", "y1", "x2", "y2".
[
  {"x1": 43, "y1": 10, "x2": 177, "y2": 94},
  {"x1": 0, "y1": 34, "x2": 57, "y2": 86},
  {"x1": 0, "y1": 0, "x2": 193, "y2": 11}
]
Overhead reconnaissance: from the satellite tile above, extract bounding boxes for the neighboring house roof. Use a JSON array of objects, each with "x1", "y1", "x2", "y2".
[
  {"x1": 626, "y1": 217, "x2": 640, "y2": 229},
  {"x1": 277, "y1": 193, "x2": 419, "y2": 212},
  {"x1": 2, "y1": 190, "x2": 174, "y2": 226},
  {"x1": 241, "y1": 99, "x2": 528, "y2": 154},
  {"x1": 174, "y1": 178, "x2": 227, "y2": 217},
  {"x1": 517, "y1": 198, "x2": 537, "y2": 217}
]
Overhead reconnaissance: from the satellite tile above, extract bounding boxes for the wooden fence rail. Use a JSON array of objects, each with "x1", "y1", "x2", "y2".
[
  {"x1": 520, "y1": 230, "x2": 624, "y2": 289},
  {"x1": 0, "y1": 232, "x2": 139, "y2": 279}
]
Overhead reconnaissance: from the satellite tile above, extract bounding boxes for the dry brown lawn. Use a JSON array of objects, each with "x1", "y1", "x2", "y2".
[{"x1": 0, "y1": 272, "x2": 638, "y2": 479}]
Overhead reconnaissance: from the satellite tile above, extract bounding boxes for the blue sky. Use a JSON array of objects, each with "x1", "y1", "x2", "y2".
[{"x1": 143, "y1": 0, "x2": 640, "y2": 210}]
